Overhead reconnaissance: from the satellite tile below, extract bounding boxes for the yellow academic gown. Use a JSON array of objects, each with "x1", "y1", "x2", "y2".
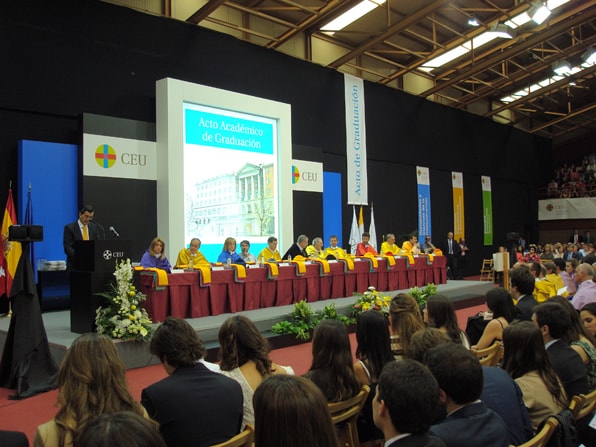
[{"x1": 175, "y1": 248, "x2": 210, "y2": 269}]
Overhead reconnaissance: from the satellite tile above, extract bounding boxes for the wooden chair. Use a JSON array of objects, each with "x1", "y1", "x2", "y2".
[
  {"x1": 480, "y1": 259, "x2": 494, "y2": 281},
  {"x1": 328, "y1": 384, "x2": 370, "y2": 447},
  {"x1": 473, "y1": 340, "x2": 502, "y2": 367},
  {"x1": 512, "y1": 416, "x2": 558, "y2": 447},
  {"x1": 570, "y1": 389, "x2": 596, "y2": 420},
  {"x1": 210, "y1": 425, "x2": 254, "y2": 447}
]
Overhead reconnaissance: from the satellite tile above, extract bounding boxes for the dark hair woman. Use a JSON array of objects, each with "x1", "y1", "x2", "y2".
[
  {"x1": 472, "y1": 287, "x2": 516, "y2": 350},
  {"x1": 424, "y1": 294, "x2": 470, "y2": 348}
]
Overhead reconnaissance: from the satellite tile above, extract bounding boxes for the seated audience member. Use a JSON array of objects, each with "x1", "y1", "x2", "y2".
[
  {"x1": 305, "y1": 237, "x2": 325, "y2": 259},
  {"x1": 76, "y1": 412, "x2": 166, "y2": 447},
  {"x1": 35, "y1": 334, "x2": 147, "y2": 447},
  {"x1": 472, "y1": 288, "x2": 515, "y2": 350},
  {"x1": 550, "y1": 296, "x2": 596, "y2": 390},
  {"x1": 303, "y1": 320, "x2": 361, "y2": 403},
  {"x1": 380, "y1": 234, "x2": 399, "y2": 255},
  {"x1": 502, "y1": 321, "x2": 568, "y2": 432},
  {"x1": 324, "y1": 235, "x2": 347, "y2": 259},
  {"x1": 529, "y1": 262, "x2": 556, "y2": 302},
  {"x1": 571, "y1": 263, "x2": 596, "y2": 309},
  {"x1": 373, "y1": 360, "x2": 445, "y2": 447},
  {"x1": 353, "y1": 311, "x2": 394, "y2": 444},
  {"x1": 389, "y1": 294, "x2": 425, "y2": 359},
  {"x1": 541, "y1": 244, "x2": 555, "y2": 260},
  {"x1": 141, "y1": 318, "x2": 243, "y2": 447},
  {"x1": 282, "y1": 234, "x2": 309, "y2": 260},
  {"x1": 420, "y1": 235, "x2": 436, "y2": 254},
  {"x1": 253, "y1": 375, "x2": 339, "y2": 447},
  {"x1": 258, "y1": 236, "x2": 281, "y2": 262},
  {"x1": 532, "y1": 302, "x2": 590, "y2": 399},
  {"x1": 424, "y1": 343, "x2": 508, "y2": 447},
  {"x1": 424, "y1": 295, "x2": 469, "y2": 348},
  {"x1": 238, "y1": 240, "x2": 256, "y2": 263},
  {"x1": 509, "y1": 266, "x2": 538, "y2": 321},
  {"x1": 523, "y1": 246, "x2": 540, "y2": 263},
  {"x1": 140, "y1": 237, "x2": 172, "y2": 272},
  {"x1": 555, "y1": 258, "x2": 577, "y2": 297},
  {"x1": 401, "y1": 235, "x2": 420, "y2": 256},
  {"x1": 406, "y1": 329, "x2": 532, "y2": 446},
  {"x1": 174, "y1": 238, "x2": 209, "y2": 269},
  {"x1": 217, "y1": 237, "x2": 246, "y2": 265},
  {"x1": 543, "y1": 261, "x2": 566, "y2": 296},
  {"x1": 0, "y1": 430, "x2": 29, "y2": 447},
  {"x1": 581, "y1": 303, "x2": 596, "y2": 337},
  {"x1": 357, "y1": 232, "x2": 379, "y2": 256},
  {"x1": 218, "y1": 315, "x2": 293, "y2": 428}
]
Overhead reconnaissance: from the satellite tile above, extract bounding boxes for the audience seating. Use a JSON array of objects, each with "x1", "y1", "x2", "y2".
[
  {"x1": 328, "y1": 384, "x2": 370, "y2": 447},
  {"x1": 512, "y1": 416, "x2": 558, "y2": 447},
  {"x1": 210, "y1": 425, "x2": 254, "y2": 447},
  {"x1": 569, "y1": 389, "x2": 596, "y2": 420},
  {"x1": 473, "y1": 340, "x2": 502, "y2": 367}
]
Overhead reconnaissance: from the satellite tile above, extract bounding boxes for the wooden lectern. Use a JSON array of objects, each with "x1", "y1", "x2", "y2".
[{"x1": 70, "y1": 240, "x2": 131, "y2": 333}]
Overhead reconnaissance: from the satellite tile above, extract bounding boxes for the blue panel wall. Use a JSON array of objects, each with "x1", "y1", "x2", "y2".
[
  {"x1": 18, "y1": 140, "x2": 78, "y2": 265},
  {"x1": 323, "y1": 171, "x2": 343, "y2": 247}
]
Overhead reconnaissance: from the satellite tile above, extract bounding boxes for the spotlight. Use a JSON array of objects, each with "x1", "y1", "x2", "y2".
[
  {"x1": 467, "y1": 16, "x2": 480, "y2": 27},
  {"x1": 490, "y1": 23, "x2": 515, "y2": 39},
  {"x1": 528, "y1": 2, "x2": 551, "y2": 25},
  {"x1": 552, "y1": 60, "x2": 571, "y2": 76},
  {"x1": 582, "y1": 47, "x2": 596, "y2": 65}
]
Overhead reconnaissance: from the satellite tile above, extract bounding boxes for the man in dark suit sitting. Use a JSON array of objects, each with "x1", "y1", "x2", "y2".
[
  {"x1": 533, "y1": 302, "x2": 589, "y2": 399},
  {"x1": 425, "y1": 343, "x2": 508, "y2": 447},
  {"x1": 373, "y1": 360, "x2": 446, "y2": 447},
  {"x1": 510, "y1": 266, "x2": 538, "y2": 321},
  {"x1": 63, "y1": 204, "x2": 101, "y2": 271},
  {"x1": 282, "y1": 234, "x2": 309, "y2": 260},
  {"x1": 141, "y1": 317, "x2": 244, "y2": 447}
]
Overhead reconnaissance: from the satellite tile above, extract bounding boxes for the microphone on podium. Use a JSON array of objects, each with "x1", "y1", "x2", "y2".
[{"x1": 109, "y1": 226, "x2": 121, "y2": 238}]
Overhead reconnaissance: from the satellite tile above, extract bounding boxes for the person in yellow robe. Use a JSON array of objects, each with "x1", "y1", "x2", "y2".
[
  {"x1": 401, "y1": 235, "x2": 420, "y2": 255},
  {"x1": 380, "y1": 233, "x2": 399, "y2": 255},
  {"x1": 175, "y1": 238, "x2": 210, "y2": 269},
  {"x1": 324, "y1": 235, "x2": 347, "y2": 259},
  {"x1": 544, "y1": 261, "x2": 567, "y2": 297},
  {"x1": 306, "y1": 237, "x2": 325, "y2": 259},
  {"x1": 529, "y1": 262, "x2": 557, "y2": 302},
  {"x1": 258, "y1": 236, "x2": 282, "y2": 262}
]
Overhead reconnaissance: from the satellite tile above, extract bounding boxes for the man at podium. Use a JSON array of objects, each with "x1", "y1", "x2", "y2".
[{"x1": 63, "y1": 205, "x2": 101, "y2": 271}]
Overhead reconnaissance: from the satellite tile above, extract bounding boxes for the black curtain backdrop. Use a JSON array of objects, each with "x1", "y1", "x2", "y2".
[{"x1": 0, "y1": 0, "x2": 552, "y2": 279}]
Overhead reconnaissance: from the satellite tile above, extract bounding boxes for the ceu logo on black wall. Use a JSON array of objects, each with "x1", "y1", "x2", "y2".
[{"x1": 95, "y1": 145, "x2": 117, "y2": 169}]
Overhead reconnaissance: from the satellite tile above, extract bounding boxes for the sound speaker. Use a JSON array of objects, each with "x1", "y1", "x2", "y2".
[{"x1": 8, "y1": 225, "x2": 44, "y2": 242}]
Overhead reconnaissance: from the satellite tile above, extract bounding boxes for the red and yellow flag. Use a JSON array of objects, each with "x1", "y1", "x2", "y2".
[{"x1": 1, "y1": 189, "x2": 22, "y2": 297}]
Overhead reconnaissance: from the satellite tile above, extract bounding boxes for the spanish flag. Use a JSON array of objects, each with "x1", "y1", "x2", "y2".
[{"x1": 0, "y1": 189, "x2": 22, "y2": 297}]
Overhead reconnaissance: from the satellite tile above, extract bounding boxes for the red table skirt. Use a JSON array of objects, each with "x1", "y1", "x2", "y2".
[{"x1": 138, "y1": 256, "x2": 447, "y2": 321}]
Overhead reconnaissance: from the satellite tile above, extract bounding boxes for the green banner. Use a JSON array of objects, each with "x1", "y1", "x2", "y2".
[{"x1": 481, "y1": 176, "x2": 493, "y2": 246}]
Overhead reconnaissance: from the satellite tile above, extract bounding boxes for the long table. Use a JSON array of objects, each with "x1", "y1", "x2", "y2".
[{"x1": 138, "y1": 256, "x2": 446, "y2": 322}]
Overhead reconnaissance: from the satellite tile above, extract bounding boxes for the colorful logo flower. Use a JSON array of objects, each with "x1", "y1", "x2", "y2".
[
  {"x1": 291, "y1": 165, "x2": 300, "y2": 184},
  {"x1": 95, "y1": 144, "x2": 117, "y2": 169}
]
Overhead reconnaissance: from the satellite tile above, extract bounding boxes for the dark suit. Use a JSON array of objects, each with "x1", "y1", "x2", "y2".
[
  {"x1": 141, "y1": 363, "x2": 243, "y2": 447},
  {"x1": 443, "y1": 238, "x2": 461, "y2": 279},
  {"x1": 387, "y1": 433, "x2": 446, "y2": 447},
  {"x1": 429, "y1": 402, "x2": 508, "y2": 447},
  {"x1": 481, "y1": 367, "x2": 533, "y2": 446},
  {"x1": 569, "y1": 234, "x2": 585, "y2": 244},
  {"x1": 0, "y1": 430, "x2": 28, "y2": 447},
  {"x1": 546, "y1": 339, "x2": 589, "y2": 399},
  {"x1": 515, "y1": 294, "x2": 538, "y2": 321},
  {"x1": 63, "y1": 220, "x2": 101, "y2": 270},
  {"x1": 282, "y1": 243, "x2": 307, "y2": 260}
]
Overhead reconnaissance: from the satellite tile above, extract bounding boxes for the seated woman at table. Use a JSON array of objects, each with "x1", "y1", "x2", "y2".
[
  {"x1": 306, "y1": 237, "x2": 325, "y2": 259},
  {"x1": 471, "y1": 287, "x2": 516, "y2": 350},
  {"x1": 140, "y1": 237, "x2": 172, "y2": 272},
  {"x1": 389, "y1": 293, "x2": 425, "y2": 359},
  {"x1": 380, "y1": 233, "x2": 399, "y2": 255},
  {"x1": 400, "y1": 235, "x2": 420, "y2": 255},
  {"x1": 239, "y1": 240, "x2": 257, "y2": 263},
  {"x1": 174, "y1": 238, "x2": 209, "y2": 269},
  {"x1": 424, "y1": 294, "x2": 470, "y2": 348},
  {"x1": 217, "y1": 237, "x2": 246, "y2": 265},
  {"x1": 218, "y1": 315, "x2": 294, "y2": 428},
  {"x1": 257, "y1": 236, "x2": 282, "y2": 262}
]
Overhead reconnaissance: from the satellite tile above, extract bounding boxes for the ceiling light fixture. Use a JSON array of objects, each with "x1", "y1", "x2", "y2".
[
  {"x1": 320, "y1": 0, "x2": 386, "y2": 35},
  {"x1": 582, "y1": 47, "x2": 596, "y2": 65},
  {"x1": 489, "y1": 23, "x2": 515, "y2": 39},
  {"x1": 552, "y1": 60, "x2": 571, "y2": 76},
  {"x1": 467, "y1": 16, "x2": 480, "y2": 27},
  {"x1": 528, "y1": 2, "x2": 551, "y2": 25}
]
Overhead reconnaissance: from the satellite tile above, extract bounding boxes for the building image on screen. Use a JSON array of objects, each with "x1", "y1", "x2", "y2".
[{"x1": 182, "y1": 101, "x2": 278, "y2": 259}]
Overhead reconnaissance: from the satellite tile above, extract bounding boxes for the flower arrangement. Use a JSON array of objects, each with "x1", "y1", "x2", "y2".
[
  {"x1": 351, "y1": 286, "x2": 391, "y2": 317},
  {"x1": 95, "y1": 258, "x2": 153, "y2": 341},
  {"x1": 408, "y1": 283, "x2": 438, "y2": 307}
]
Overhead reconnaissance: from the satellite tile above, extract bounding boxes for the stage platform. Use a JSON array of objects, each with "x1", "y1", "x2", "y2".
[{"x1": 0, "y1": 279, "x2": 492, "y2": 370}]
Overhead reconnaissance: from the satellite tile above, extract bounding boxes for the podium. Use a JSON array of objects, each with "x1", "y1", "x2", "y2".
[{"x1": 70, "y1": 240, "x2": 131, "y2": 333}]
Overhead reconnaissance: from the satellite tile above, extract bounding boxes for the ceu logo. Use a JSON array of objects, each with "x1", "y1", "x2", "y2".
[
  {"x1": 95, "y1": 144, "x2": 117, "y2": 169},
  {"x1": 291, "y1": 165, "x2": 300, "y2": 184},
  {"x1": 103, "y1": 250, "x2": 113, "y2": 260},
  {"x1": 546, "y1": 203, "x2": 554, "y2": 212}
]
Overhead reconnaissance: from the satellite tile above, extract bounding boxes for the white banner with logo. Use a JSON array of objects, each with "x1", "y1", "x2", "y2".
[
  {"x1": 344, "y1": 74, "x2": 368, "y2": 205},
  {"x1": 291, "y1": 159, "x2": 323, "y2": 192},
  {"x1": 83, "y1": 133, "x2": 157, "y2": 180},
  {"x1": 539, "y1": 198, "x2": 596, "y2": 220}
]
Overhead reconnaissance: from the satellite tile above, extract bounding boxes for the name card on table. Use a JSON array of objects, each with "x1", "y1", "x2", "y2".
[
  {"x1": 212, "y1": 266, "x2": 225, "y2": 271},
  {"x1": 170, "y1": 269, "x2": 185, "y2": 274},
  {"x1": 278, "y1": 263, "x2": 291, "y2": 267}
]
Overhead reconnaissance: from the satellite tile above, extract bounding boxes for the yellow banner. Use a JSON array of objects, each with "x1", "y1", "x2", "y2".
[{"x1": 452, "y1": 172, "x2": 465, "y2": 241}]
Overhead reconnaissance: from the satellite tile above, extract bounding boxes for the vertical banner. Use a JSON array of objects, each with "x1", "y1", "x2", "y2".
[
  {"x1": 416, "y1": 167, "x2": 431, "y2": 238},
  {"x1": 452, "y1": 172, "x2": 465, "y2": 241},
  {"x1": 481, "y1": 176, "x2": 493, "y2": 246},
  {"x1": 344, "y1": 74, "x2": 368, "y2": 205}
]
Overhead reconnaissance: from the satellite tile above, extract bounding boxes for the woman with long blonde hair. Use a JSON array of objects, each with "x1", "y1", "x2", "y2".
[{"x1": 389, "y1": 294, "x2": 424, "y2": 359}]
